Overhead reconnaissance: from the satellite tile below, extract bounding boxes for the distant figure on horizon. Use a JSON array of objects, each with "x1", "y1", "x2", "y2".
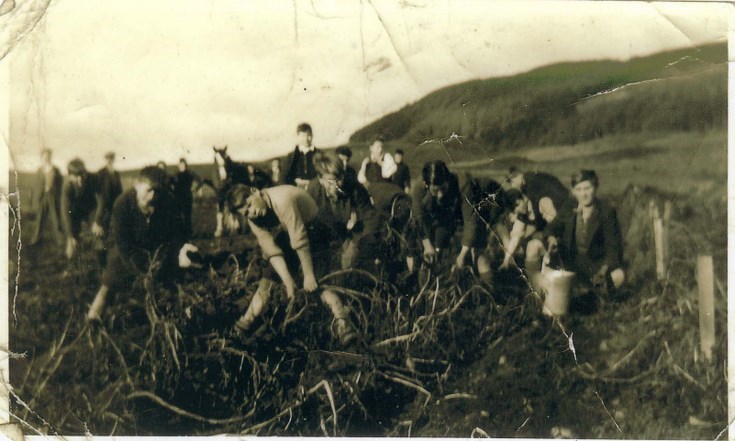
[
  {"x1": 391, "y1": 148, "x2": 411, "y2": 193},
  {"x1": 156, "y1": 160, "x2": 176, "y2": 193},
  {"x1": 93, "y1": 152, "x2": 123, "y2": 266},
  {"x1": 30, "y1": 148, "x2": 64, "y2": 247},
  {"x1": 335, "y1": 145, "x2": 358, "y2": 186},
  {"x1": 358, "y1": 137, "x2": 397, "y2": 185},
  {"x1": 269, "y1": 158, "x2": 282, "y2": 186},
  {"x1": 174, "y1": 158, "x2": 205, "y2": 237},
  {"x1": 283, "y1": 123, "x2": 319, "y2": 190},
  {"x1": 61, "y1": 158, "x2": 100, "y2": 261}
]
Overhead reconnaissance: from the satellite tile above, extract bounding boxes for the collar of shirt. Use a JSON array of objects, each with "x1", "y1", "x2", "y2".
[
  {"x1": 297, "y1": 144, "x2": 315, "y2": 154},
  {"x1": 576, "y1": 204, "x2": 594, "y2": 222}
]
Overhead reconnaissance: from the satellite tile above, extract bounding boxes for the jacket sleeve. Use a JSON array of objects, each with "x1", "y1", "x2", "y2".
[
  {"x1": 459, "y1": 176, "x2": 482, "y2": 248},
  {"x1": 93, "y1": 172, "x2": 106, "y2": 224},
  {"x1": 602, "y1": 206, "x2": 623, "y2": 269},
  {"x1": 411, "y1": 183, "x2": 431, "y2": 241},
  {"x1": 357, "y1": 158, "x2": 369, "y2": 184},
  {"x1": 249, "y1": 219, "x2": 283, "y2": 260},
  {"x1": 283, "y1": 152, "x2": 296, "y2": 186},
  {"x1": 382, "y1": 153, "x2": 397, "y2": 179},
  {"x1": 60, "y1": 180, "x2": 74, "y2": 238},
  {"x1": 282, "y1": 199, "x2": 310, "y2": 253},
  {"x1": 544, "y1": 208, "x2": 565, "y2": 241},
  {"x1": 33, "y1": 170, "x2": 43, "y2": 208},
  {"x1": 111, "y1": 197, "x2": 135, "y2": 258},
  {"x1": 162, "y1": 199, "x2": 188, "y2": 264},
  {"x1": 352, "y1": 184, "x2": 380, "y2": 237}
]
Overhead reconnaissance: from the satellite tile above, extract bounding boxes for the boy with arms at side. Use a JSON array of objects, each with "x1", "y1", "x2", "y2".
[{"x1": 283, "y1": 123, "x2": 319, "y2": 190}]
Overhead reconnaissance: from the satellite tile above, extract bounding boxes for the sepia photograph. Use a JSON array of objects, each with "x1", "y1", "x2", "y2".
[{"x1": 1, "y1": 0, "x2": 731, "y2": 438}]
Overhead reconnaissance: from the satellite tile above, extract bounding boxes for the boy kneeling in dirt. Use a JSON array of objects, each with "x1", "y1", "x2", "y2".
[
  {"x1": 497, "y1": 178, "x2": 573, "y2": 294},
  {"x1": 544, "y1": 170, "x2": 626, "y2": 302},
  {"x1": 412, "y1": 160, "x2": 507, "y2": 283},
  {"x1": 87, "y1": 166, "x2": 199, "y2": 321},
  {"x1": 226, "y1": 184, "x2": 357, "y2": 346}
]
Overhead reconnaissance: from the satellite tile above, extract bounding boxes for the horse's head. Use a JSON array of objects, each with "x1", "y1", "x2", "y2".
[{"x1": 213, "y1": 146, "x2": 229, "y2": 167}]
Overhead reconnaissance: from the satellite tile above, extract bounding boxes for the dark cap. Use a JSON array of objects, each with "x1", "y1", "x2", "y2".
[
  {"x1": 335, "y1": 145, "x2": 352, "y2": 159},
  {"x1": 104, "y1": 151, "x2": 115, "y2": 160},
  {"x1": 67, "y1": 158, "x2": 86, "y2": 176}
]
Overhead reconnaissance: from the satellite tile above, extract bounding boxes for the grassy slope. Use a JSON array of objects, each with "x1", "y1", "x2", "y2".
[{"x1": 349, "y1": 43, "x2": 726, "y2": 148}]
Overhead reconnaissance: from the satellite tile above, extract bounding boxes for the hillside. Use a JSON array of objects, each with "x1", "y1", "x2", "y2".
[{"x1": 349, "y1": 43, "x2": 726, "y2": 150}]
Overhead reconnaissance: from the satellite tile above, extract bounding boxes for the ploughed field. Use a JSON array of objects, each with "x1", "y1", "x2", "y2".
[{"x1": 6, "y1": 130, "x2": 727, "y2": 437}]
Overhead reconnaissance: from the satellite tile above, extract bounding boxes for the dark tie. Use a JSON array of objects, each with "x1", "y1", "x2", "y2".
[{"x1": 575, "y1": 209, "x2": 588, "y2": 255}]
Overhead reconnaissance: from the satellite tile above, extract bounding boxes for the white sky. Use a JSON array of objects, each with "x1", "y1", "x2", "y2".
[{"x1": 4, "y1": 0, "x2": 731, "y2": 172}]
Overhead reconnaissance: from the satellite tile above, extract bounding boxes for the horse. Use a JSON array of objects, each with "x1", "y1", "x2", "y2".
[{"x1": 208, "y1": 146, "x2": 273, "y2": 237}]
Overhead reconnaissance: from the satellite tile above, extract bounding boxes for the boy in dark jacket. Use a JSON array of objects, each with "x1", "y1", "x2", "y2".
[
  {"x1": 93, "y1": 152, "x2": 123, "y2": 264},
  {"x1": 174, "y1": 158, "x2": 205, "y2": 237},
  {"x1": 87, "y1": 166, "x2": 199, "y2": 321},
  {"x1": 546, "y1": 170, "x2": 625, "y2": 297},
  {"x1": 412, "y1": 160, "x2": 507, "y2": 283},
  {"x1": 307, "y1": 152, "x2": 379, "y2": 270},
  {"x1": 61, "y1": 159, "x2": 100, "y2": 260},
  {"x1": 283, "y1": 123, "x2": 318, "y2": 189}
]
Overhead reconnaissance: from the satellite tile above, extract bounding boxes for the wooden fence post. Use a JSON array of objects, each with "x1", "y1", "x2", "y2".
[
  {"x1": 662, "y1": 201, "x2": 671, "y2": 273},
  {"x1": 697, "y1": 255, "x2": 715, "y2": 362},
  {"x1": 650, "y1": 200, "x2": 667, "y2": 280}
]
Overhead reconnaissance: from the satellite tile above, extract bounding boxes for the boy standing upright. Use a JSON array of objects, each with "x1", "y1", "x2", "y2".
[
  {"x1": 283, "y1": 123, "x2": 319, "y2": 190},
  {"x1": 93, "y1": 152, "x2": 123, "y2": 264},
  {"x1": 30, "y1": 148, "x2": 64, "y2": 246}
]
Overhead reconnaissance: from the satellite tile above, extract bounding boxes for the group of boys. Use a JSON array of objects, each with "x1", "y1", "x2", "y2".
[{"x1": 33, "y1": 122, "x2": 626, "y2": 344}]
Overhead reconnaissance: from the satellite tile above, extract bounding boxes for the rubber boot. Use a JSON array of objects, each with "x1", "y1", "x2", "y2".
[
  {"x1": 87, "y1": 287, "x2": 108, "y2": 321},
  {"x1": 321, "y1": 290, "x2": 357, "y2": 347},
  {"x1": 525, "y1": 257, "x2": 544, "y2": 296},
  {"x1": 235, "y1": 279, "x2": 273, "y2": 332}
]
